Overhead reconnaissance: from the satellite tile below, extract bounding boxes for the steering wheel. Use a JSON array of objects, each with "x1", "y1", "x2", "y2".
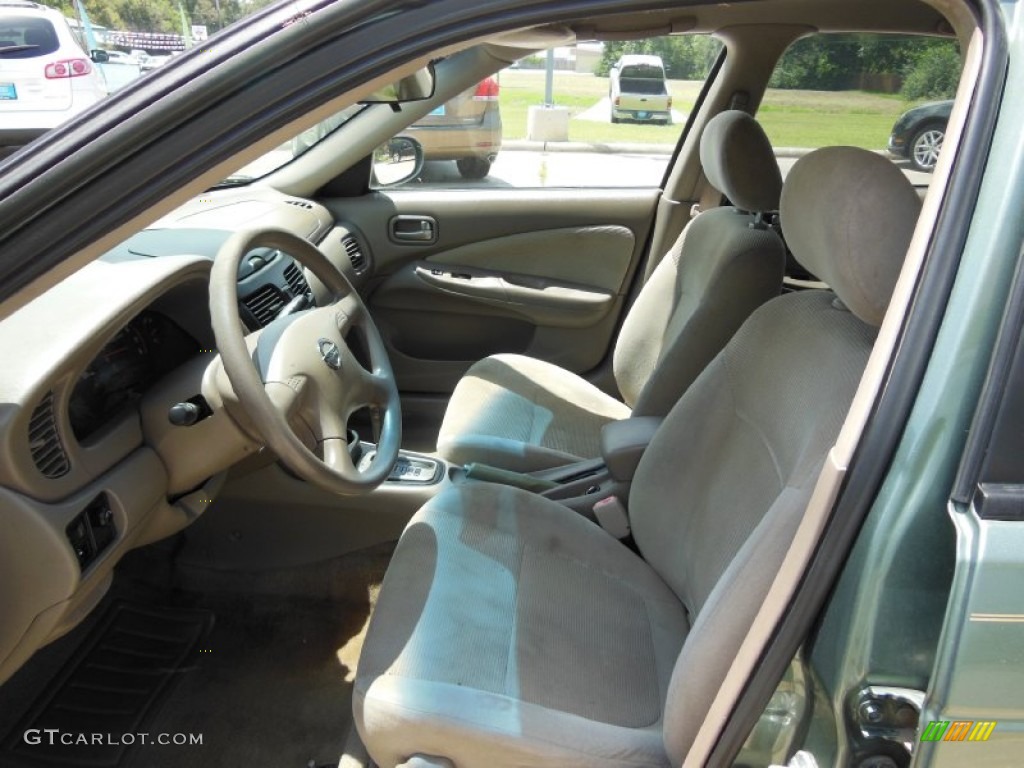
[{"x1": 210, "y1": 228, "x2": 401, "y2": 495}]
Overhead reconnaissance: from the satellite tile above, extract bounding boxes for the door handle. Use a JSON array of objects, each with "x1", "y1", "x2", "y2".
[{"x1": 390, "y1": 215, "x2": 438, "y2": 244}]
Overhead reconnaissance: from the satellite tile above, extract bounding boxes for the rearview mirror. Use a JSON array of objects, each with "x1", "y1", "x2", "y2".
[
  {"x1": 371, "y1": 137, "x2": 424, "y2": 186},
  {"x1": 360, "y1": 64, "x2": 435, "y2": 104}
]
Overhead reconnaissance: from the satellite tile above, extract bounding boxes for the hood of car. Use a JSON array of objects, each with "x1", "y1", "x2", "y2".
[{"x1": 902, "y1": 99, "x2": 955, "y2": 121}]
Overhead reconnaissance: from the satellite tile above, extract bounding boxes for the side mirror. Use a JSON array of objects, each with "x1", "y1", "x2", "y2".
[
  {"x1": 371, "y1": 137, "x2": 424, "y2": 187},
  {"x1": 90, "y1": 49, "x2": 109, "y2": 63}
]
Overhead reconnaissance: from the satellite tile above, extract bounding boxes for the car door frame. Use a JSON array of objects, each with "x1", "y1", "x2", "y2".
[{"x1": 702, "y1": 0, "x2": 1013, "y2": 762}]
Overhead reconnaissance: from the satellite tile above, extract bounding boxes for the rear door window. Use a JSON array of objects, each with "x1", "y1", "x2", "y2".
[
  {"x1": 618, "y1": 78, "x2": 667, "y2": 95},
  {"x1": 0, "y1": 17, "x2": 61, "y2": 59},
  {"x1": 619, "y1": 63, "x2": 665, "y2": 79},
  {"x1": 761, "y1": 33, "x2": 963, "y2": 187}
]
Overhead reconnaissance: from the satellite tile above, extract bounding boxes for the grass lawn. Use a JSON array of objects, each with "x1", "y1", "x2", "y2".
[{"x1": 497, "y1": 69, "x2": 914, "y2": 150}]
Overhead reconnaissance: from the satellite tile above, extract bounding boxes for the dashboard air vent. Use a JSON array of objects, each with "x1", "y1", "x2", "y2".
[
  {"x1": 285, "y1": 199, "x2": 314, "y2": 210},
  {"x1": 283, "y1": 262, "x2": 311, "y2": 298},
  {"x1": 343, "y1": 235, "x2": 367, "y2": 274},
  {"x1": 241, "y1": 284, "x2": 286, "y2": 327},
  {"x1": 29, "y1": 391, "x2": 70, "y2": 479}
]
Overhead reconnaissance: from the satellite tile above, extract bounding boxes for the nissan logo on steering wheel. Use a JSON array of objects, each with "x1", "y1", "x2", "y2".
[{"x1": 318, "y1": 338, "x2": 342, "y2": 370}]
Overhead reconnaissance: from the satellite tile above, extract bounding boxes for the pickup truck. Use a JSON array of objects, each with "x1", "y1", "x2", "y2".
[{"x1": 609, "y1": 54, "x2": 672, "y2": 125}]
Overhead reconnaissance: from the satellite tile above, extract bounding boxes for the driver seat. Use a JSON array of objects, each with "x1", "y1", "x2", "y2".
[{"x1": 354, "y1": 147, "x2": 921, "y2": 767}]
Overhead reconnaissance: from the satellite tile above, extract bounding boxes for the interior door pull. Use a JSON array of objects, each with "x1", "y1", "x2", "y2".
[{"x1": 390, "y1": 215, "x2": 438, "y2": 244}]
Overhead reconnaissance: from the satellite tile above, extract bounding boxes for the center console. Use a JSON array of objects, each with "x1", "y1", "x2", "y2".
[
  {"x1": 357, "y1": 447, "x2": 445, "y2": 485},
  {"x1": 348, "y1": 416, "x2": 662, "y2": 540},
  {"x1": 451, "y1": 417, "x2": 664, "y2": 527}
]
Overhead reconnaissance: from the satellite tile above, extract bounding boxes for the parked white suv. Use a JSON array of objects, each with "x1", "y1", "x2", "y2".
[{"x1": 0, "y1": 1, "x2": 108, "y2": 154}]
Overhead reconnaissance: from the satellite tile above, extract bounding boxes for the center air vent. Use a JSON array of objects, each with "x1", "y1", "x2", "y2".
[
  {"x1": 283, "y1": 262, "x2": 311, "y2": 298},
  {"x1": 342, "y1": 235, "x2": 367, "y2": 274},
  {"x1": 241, "y1": 284, "x2": 286, "y2": 328},
  {"x1": 29, "y1": 391, "x2": 70, "y2": 479}
]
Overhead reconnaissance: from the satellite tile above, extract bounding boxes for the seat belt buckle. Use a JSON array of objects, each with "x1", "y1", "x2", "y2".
[
  {"x1": 593, "y1": 496, "x2": 631, "y2": 539},
  {"x1": 689, "y1": 202, "x2": 702, "y2": 218}
]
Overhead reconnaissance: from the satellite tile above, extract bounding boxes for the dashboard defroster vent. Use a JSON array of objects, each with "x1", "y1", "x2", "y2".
[
  {"x1": 284, "y1": 199, "x2": 314, "y2": 210},
  {"x1": 241, "y1": 284, "x2": 286, "y2": 328},
  {"x1": 29, "y1": 391, "x2": 70, "y2": 478},
  {"x1": 343, "y1": 235, "x2": 367, "y2": 274},
  {"x1": 283, "y1": 262, "x2": 311, "y2": 298}
]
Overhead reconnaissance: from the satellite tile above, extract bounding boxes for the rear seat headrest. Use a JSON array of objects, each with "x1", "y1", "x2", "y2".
[
  {"x1": 699, "y1": 110, "x2": 782, "y2": 213},
  {"x1": 780, "y1": 146, "x2": 922, "y2": 327}
]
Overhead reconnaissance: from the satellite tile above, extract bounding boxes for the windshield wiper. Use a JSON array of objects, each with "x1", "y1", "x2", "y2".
[{"x1": 0, "y1": 44, "x2": 39, "y2": 55}]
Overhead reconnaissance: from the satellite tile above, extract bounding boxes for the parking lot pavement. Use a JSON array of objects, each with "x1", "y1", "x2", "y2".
[{"x1": 418, "y1": 150, "x2": 671, "y2": 187}]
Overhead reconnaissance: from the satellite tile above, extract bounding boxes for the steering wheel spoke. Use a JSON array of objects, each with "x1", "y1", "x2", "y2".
[
  {"x1": 210, "y1": 227, "x2": 401, "y2": 494},
  {"x1": 264, "y1": 377, "x2": 308, "y2": 417},
  {"x1": 350, "y1": 362, "x2": 390, "y2": 404},
  {"x1": 333, "y1": 292, "x2": 365, "y2": 332},
  {"x1": 322, "y1": 435, "x2": 358, "y2": 476}
]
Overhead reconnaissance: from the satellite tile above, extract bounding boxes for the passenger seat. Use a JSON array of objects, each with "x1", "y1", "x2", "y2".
[{"x1": 436, "y1": 110, "x2": 788, "y2": 472}]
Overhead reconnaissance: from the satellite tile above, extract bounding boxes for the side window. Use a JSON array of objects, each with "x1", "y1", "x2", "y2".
[
  {"x1": 761, "y1": 34, "x2": 963, "y2": 188},
  {"x1": 374, "y1": 35, "x2": 722, "y2": 189}
]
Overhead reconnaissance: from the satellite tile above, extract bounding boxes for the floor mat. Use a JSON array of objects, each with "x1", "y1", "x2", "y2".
[
  {"x1": 0, "y1": 601, "x2": 212, "y2": 768},
  {"x1": 130, "y1": 591, "x2": 367, "y2": 768},
  {"x1": 0, "y1": 542, "x2": 392, "y2": 768}
]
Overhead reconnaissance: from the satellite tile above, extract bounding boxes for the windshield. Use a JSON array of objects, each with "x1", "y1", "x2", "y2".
[{"x1": 211, "y1": 103, "x2": 367, "y2": 187}]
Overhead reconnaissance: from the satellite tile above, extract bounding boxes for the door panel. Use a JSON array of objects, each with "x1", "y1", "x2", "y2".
[
  {"x1": 423, "y1": 225, "x2": 635, "y2": 292},
  {"x1": 376, "y1": 261, "x2": 616, "y2": 328},
  {"x1": 320, "y1": 188, "x2": 659, "y2": 392}
]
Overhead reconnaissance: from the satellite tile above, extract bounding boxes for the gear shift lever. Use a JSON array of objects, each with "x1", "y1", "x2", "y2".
[{"x1": 347, "y1": 428, "x2": 364, "y2": 465}]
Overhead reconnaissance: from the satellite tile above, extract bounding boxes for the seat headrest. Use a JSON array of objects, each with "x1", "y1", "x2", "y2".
[
  {"x1": 780, "y1": 147, "x2": 922, "y2": 327},
  {"x1": 699, "y1": 110, "x2": 782, "y2": 213}
]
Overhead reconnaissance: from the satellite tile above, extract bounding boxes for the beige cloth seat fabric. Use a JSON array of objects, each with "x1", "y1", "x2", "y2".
[
  {"x1": 356, "y1": 148, "x2": 922, "y2": 767},
  {"x1": 432, "y1": 354, "x2": 631, "y2": 469},
  {"x1": 437, "y1": 111, "x2": 786, "y2": 472},
  {"x1": 355, "y1": 482, "x2": 689, "y2": 768}
]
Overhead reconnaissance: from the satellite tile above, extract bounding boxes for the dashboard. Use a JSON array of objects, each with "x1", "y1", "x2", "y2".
[
  {"x1": 69, "y1": 312, "x2": 200, "y2": 443},
  {"x1": 0, "y1": 187, "x2": 372, "y2": 687}
]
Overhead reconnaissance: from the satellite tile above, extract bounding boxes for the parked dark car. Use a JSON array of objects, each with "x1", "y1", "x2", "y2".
[{"x1": 888, "y1": 99, "x2": 953, "y2": 172}]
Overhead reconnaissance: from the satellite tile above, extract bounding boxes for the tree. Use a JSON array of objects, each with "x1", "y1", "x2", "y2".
[
  {"x1": 901, "y1": 42, "x2": 961, "y2": 100},
  {"x1": 41, "y1": 0, "x2": 279, "y2": 35},
  {"x1": 768, "y1": 35, "x2": 859, "y2": 90},
  {"x1": 596, "y1": 36, "x2": 722, "y2": 79},
  {"x1": 768, "y1": 34, "x2": 960, "y2": 94}
]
